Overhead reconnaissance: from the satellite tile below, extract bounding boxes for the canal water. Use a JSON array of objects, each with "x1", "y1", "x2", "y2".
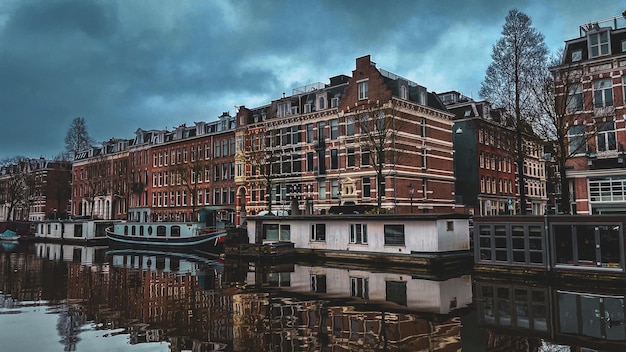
[{"x1": 1, "y1": 242, "x2": 625, "y2": 351}]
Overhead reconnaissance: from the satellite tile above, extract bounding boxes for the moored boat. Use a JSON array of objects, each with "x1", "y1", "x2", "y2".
[
  {"x1": 0, "y1": 229, "x2": 20, "y2": 241},
  {"x1": 106, "y1": 206, "x2": 235, "y2": 251}
]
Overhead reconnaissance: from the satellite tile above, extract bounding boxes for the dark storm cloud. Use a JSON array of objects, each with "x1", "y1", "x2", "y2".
[{"x1": 0, "y1": 0, "x2": 623, "y2": 160}]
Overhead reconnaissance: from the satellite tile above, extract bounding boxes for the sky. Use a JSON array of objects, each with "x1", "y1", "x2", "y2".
[{"x1": 0, "y1": 0, "x2": 623, "y2": 161}]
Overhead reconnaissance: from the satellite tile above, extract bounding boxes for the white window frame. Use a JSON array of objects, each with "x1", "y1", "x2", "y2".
[
  {"x1": 349, "y1": 224, "x2": 368, "y2": 244},
  {"x1": 358, "y1": 80, "x2": 368, "y2": 100},
  {"x1": 589, "y1": 31, "x2": 610, "y2": 58}
]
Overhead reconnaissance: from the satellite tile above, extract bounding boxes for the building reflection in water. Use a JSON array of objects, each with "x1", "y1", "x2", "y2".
[
  {"x1": 475, "y1": 276, "x2": 626, "y2": 351},
  {"x1": 1, "y1": 243, "x2": 474, "y2": 351}
]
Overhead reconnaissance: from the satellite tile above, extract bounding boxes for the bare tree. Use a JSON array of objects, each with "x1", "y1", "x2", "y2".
[
  {"x1": 83, "y1": 152, "x2": 110, "y2": 219},
  {"x1": 0, "y1": 158, "x2": 43, "y2": 221},
  {"x1": 65, "y1": 117, "x2": 95, "y2": 160},
  {"x1": 354, "y1": 103, "x2": 404, "y2": 211},
  {"x1": 246, "y1": 132, "x2": 280, "y2": 214},
  {"x1": 534, "y1": 53, "x2": 597, "y2": 214},
  {"x1": 480, "y1": 9, "x2": 548, "y2": 214}
]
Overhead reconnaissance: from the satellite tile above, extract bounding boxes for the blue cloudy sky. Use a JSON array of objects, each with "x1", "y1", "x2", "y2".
[{"x1": 0, "y1": 0, "x2": 623, "y2": 160}]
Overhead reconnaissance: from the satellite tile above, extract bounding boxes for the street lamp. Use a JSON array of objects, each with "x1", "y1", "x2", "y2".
[{"x1": 408, "y1": 184, "x2": 415, "y2": 213}]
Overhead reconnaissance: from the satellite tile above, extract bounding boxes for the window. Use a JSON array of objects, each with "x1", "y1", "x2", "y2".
[
  {"x1": 361, "y1": 147, "x2": 370, "y2": 166},
  {"x1": 554, "y1": 224, "x2": 622, "y2": 268},
  {"x1": 568, "y1": 125, "x2": 586, "y2": 154},
  {"x1": 358, "y1": 80, "x2": 368, "y2": 100},
  {"x1": 384, "y1": 224, "x2": 405, "y2": 245},
  {"x1": 330, "y1": 149, "x2": 339, "y2": 169},
  {"x1": 346, "y1": 117, "x2": 355, "y2": 136},
  {"x1": 263, "y1": 224, "x2": 290, "y2": 241},
  {"x1": 318, "y1": 180, "x2": 326, "y2": 200},
  {"x1": 331, "y1": 179, "x2": 339, "y2": 199},
  {"x1": 330, "y1": 119, "x2": 339, "y2": 139},
  {"x1": 362, "y1": 177, "x2": 371, "y2": 198},
  {"x1": 420, "y1": 118, "x2": 426, "y2": 138},
  {"x1": 350, "y1": 224, "x2": 368, "y2": 244},
  {"x1": 311, "y1": 224, "x2": 326, "y2": 241},
  {"x1": 318, "y1": 97, "x2": 325, "y2": 110},
  {"x1": 347, "y1": 148, "x2": 355, "y2": 167},
  {"x1": 571, "y1": 49, "x2": 582, "y2": 62},
  {"x1": 400, "y1": 85, "x2": 408, "y2": 99},
  {"x1": 331, "y1": 97, "x2": 339, "y2": 108},
  {"x1": 307, "y1": 152, "x2": 314, "y2": 172},
  {"x1": 421, "y1": 148, "x2": 427, "y2": 170},
  {"x1": 589, "y1": 31, "x2": 609, "y2": 58},
  {"x1": 306, "y1": 123, "x2": 314, "y2": 143},
  {"x1": 597, "y1": 122, "x2": 616, "y2": 152},
  {"x1": 567, "y1": 83, "x2": 583, "y2": 112},
  {"x1": 593, "y1": 78, "x2": 613, "y2": 108}
]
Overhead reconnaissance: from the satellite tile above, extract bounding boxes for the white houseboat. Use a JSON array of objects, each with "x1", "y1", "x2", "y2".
[
  {"x1": 34, "y1": 219, "x2": 119, "y2": 243},
  {"x1": 242, "y1": 213, "x2": 472, "y2": 269}
]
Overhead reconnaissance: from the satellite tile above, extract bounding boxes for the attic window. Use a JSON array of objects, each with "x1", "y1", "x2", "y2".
[
  {"x1": 400, "y1": 85, "x2": 408, "y2": 100},
  {"x1": 464, "y1": 109, "x2": 472, "y2": 117},
  {"x1": 589, "y1": 30, "x2": 609, "y2": 58},
  {"x1": 571, "y1": 49, "x2": 582, "y2": 62}
]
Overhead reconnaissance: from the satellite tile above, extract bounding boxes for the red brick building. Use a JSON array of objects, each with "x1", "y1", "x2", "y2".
[
  {"x1": 236, "y1": 55, "x2": 457, "y2": 215},
  {"x1": 554, "y1": 12, "x2": 626, "y2": 214}
]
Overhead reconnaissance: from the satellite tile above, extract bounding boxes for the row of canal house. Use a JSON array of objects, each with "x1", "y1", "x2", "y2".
[
  {"x1": 70, "y1": 55, "x2": 464, "y2": 224},
  {"x1": 17, "y1": 12, "x2": 626, "y2": 224}
]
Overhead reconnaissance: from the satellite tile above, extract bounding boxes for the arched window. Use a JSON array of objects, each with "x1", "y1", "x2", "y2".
[
  {"x1": 400, "y1": 85, "x2": 408, "y2": 100},
  {"x1": 157, "y1": 225, "x2": 166, "y2": 237},
  {"x1": 171, "y1": 225, "x2": 181, "y2": 237}
]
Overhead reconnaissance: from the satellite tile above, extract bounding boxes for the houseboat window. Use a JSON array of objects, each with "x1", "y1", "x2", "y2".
[
  {"x1": 147, "y1": 226, "x2": 153, "y2": 236},
  {"x1": 124, "y1": 225, "x2": 128, "y2": 235},
  {"x1": 311, "y1": 274, "x2": 327, "y2": 293},
  {"x1": 280, "y1": 225, "x2": 290, "y2": 241},
  {"x1": 74, "y1": 224, "x2": 83, "y2": 238},
  {"x1": 157, "y1": 225, "x2": 166, "y2": 237},
  {"x1": 311, "y1": 224, "x2": 326, "y2": 241},
  {"x1": 264, "y1": 224, "x2": 278, "y2": 241},
  {"x1": 350, "y1": 277, "x2": 369, "y2": 299},
  {"x1": 386, "y1": 281, "x2": 407, "y2": 306},
  {"x1": 495, "y1": 225, "x2": 507, "y2": 262},
  {"x1": 553, "y1": 224, "x2": 622, "y2": 269},
  {"x1": 132, "y1": 226, "x2": 137, "y2": 236},
  {"x1": 350, "y1": 224, "x2": 368, "y2": 244},
  {"x1": 139, "y1": 226, "x2": 144, "y2": 236},
  {"x1": 477, "y1": 223, "x2": 546, "y2": 265},
  {"x1": 446, "y1": 221, "x2": 454, "y2": 231},
  {"x1": 479, "y1": 225, "x2": 492, "y2": 260},
  {"x1": 384, "y1": 224, "x2": 405, "y2": 246},
  {"x1": 554, "y1": 225, "x2": 574, "y2": 265},
  {"x1": 171, "y1": 226, "x2": 180, "y2": 237},
  {"x1": 263, "y1": 224, "x2": 290, "y2": 241}
]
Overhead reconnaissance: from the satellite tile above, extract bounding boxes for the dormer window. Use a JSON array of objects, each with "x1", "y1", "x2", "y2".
[
  {"x1": 589, "y1": 30, "x2": 609, "y2": 58},
  {"x1": 571, "y1": 49, "x2": 582, "y2": 62},
  {"x1": 400, "y1": 85, "x2": 408, "y2": 100},
  {"x1": 318, "y1": 97, "x2": 325, "y2": 110}
]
